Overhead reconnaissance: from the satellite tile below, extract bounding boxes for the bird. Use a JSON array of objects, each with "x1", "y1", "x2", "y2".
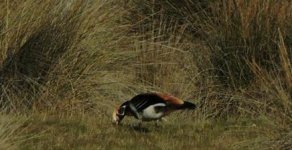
[{"x1": 112, "y1": 92, "x2": 196, "y2": 125}]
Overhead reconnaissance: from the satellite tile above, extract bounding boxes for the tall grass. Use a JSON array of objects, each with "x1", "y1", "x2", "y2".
[
  {"x1": 125, "y1": 1, "x2": 292, "y2": 147},
  {"x1": 0, "y1": 0, "x2": 131, "y2": 112},
  {"x1": 164, "y1": 0, "x2": 292, "y2": 88},
  {"x1": 249, "y1": 30, "x2": 292, "y2": 127},
  {"x1": 0, "y1": 114, "x2": 29, "y2": 150}
]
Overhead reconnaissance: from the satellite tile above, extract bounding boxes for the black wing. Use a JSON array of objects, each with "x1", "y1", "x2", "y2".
[{"x1": 129, "y1": 93, "x2": 166, "y2": 112}]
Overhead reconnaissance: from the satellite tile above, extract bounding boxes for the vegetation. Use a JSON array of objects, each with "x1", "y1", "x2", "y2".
[{"x1": 0, "y1": 0, "x2": 291, "y2": 149}]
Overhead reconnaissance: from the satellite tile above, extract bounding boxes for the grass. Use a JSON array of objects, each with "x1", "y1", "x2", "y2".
[
  {"x1": 0, "y1": 0, "x2": 291, "y2": 149},
  {"x1": 19, "y1": 113, "x2": 278, "y2": 150},
  {"x1": 0, "y1": 114, "x2": 30, "y2": 150}
]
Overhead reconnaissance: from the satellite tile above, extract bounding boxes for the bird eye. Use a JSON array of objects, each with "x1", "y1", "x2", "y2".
[{"x1": 118, "y1": 106, "x2": 126, "y2": 115}]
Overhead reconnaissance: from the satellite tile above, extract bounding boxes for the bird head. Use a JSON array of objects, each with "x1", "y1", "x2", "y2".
[{"x1": 112, "y1": 102, "x2": 128, "y2": 125}]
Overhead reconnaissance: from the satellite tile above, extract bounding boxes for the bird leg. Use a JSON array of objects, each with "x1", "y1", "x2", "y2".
[
  {"x1": 138, "y1": 120, "x2": 143, "y2": 128},
  {"x1": 155, "y1": 118, "x2": 168, "y2": 127},
  {"x1": 155, "y1": 120, "x2": 160, "y2": 127},
  {"x1": 161, "y1": 117, "x2": 168, "y2": 122}
]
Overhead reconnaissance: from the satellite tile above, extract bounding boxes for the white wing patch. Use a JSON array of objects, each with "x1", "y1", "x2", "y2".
[{"x1": 142, "y1": 103, "x2": 166, "y2": 120}]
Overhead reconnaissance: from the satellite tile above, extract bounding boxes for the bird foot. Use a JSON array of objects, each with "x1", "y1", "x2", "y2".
[{"x1": 161, "y1": 118, "x2": 168, "y2": 122}]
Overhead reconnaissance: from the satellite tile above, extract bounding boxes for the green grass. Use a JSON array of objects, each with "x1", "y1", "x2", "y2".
[{"x1": 16, "y1": 113, "x2": 278, "y2": 150}]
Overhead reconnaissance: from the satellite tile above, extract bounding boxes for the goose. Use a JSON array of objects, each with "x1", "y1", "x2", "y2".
[{"x1": 112, "y1": 93, "x2": 196, "y2": 125}]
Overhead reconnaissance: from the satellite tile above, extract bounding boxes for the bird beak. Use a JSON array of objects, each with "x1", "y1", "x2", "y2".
[
  {"x1": 112, "y1": 119, "x2": 119, "y2": 125},
  {"x1": 112, "y1": 116, "x2": 120, "y2": 125},
  {"x1": 112, "y1": 109, "x2": 120, "y2": 125}
]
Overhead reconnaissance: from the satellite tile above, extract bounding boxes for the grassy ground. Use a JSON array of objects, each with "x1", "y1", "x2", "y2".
[
  {"x1": 18, "y1": 113, "x2": 278, "y2": 150},
  {"x1": 0, "y1": 0, "x2": 291, "y2": 149}
]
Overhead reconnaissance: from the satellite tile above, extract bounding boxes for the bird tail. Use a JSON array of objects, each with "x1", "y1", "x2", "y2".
[{"x1": 180, "y1": 101, "x2": 196, "y2": 110}]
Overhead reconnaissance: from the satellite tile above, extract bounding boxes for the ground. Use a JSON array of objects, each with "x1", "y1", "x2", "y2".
[{"x1": 17, "y1": 113, "x2": 276, "y2": 150}]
